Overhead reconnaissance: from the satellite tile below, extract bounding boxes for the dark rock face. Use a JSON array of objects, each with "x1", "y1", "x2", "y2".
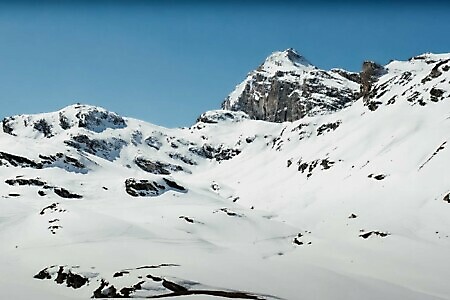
[
  {"x1": 113, "y1": 271, "x2": 130, "y2": 278},
  {"x1": 75, "y1": 107, "x2": 127, "y2": 133},
  {"x1": 359, "y1": 231, "x2": 390, "y2": 239},
  {"x1": 331, "y1": 68, "x2": 361, "y2": 84},
  {"x1": 34, "y1": 266, "x2": 89, "y2": 290},
  {"x1": 163, "y1": 178, "x2": 186, "y2": 191},
  {"x1": 444, "y1": 193, "x2": 450, "y2": 203},
  {"x1": 39, "y1": 203, "x2": 58, "y2": 215},
  {"x1": 0, "y1": 151, "x2": 41, "y2": 169},
  {"x1": 39, "y1": 153, "x2": 88, "y2": 173},
  {"x1": 0, "y1": 150, "x2": 89, "y2": 173},
  {"x1": 179, "y1": 216, "x2": 194, "y2": 223},
  {"x1": 145, "y1": 136, "x2": 162, "y2": 150},
  {"x1": 131, "y1": 130, "x2": 143, "y2": 146},
  {"x1": 368, "y1": 174, "x2": 386, "y2": 180},
  {"x1": 6, "y1": 176, "x2": 83, "y2": 199},
  {"x1": 5, "y1": 178, "x2": 46, "y2": 186},
  {"x1": 360, "y1": 61, "x2": 387, "y2": 110},
  {"x1": 125, "y1": 178, "x2": 186, "y2": 197},
  {"x1": 223, "y1": 72, "x2": 358, "y2": 122},
  {"x1": 222, "y1": 49, "x2": 359, "y2": 122},
  {"x1": 93, "y1": 280, "x2": 120, "y2": 298},
  {"x1": 430, "y1": 88, "x2": 445, "y2": 102},
  {"x1": 189, "y1": 144, "x2": 240, "y2": 162},
  {"x1": 421, "y1": 59, "x2": 449, "y2": 84},
  {"x1": 168, "y1": 153, "x2": 197, "y2": 166},
  {"x1": 53, "y1": 187, "x2": 83, "y2": 199},
  {"x1": 216, "y1": 208, "x2": 243, "y2": 217},
  {"x1": 297, "y1": 157, "x2": 335, "y2": 178},
  {"x1": 317, "y1": 121, "x2": 341, "y2": 136},
  {"x1": 33, "y1": 119, "x2": 54, "y2": 138},
  {"x1": 59, "y1": 112, "x2": 71, "y2": 130},
  {"x1": 64, "y1": 135, "x2": 127, "y2": 161},
  {"x1": 134, "y1": 157, "x2": 183, "y2": 175},
  {"x1": 125, "y1": 178, "x2": 161, "y2": 197},
  {"x1": 34, "y1": 268, "x2": 52, "y2": 280},
  {"x1": 2, "y1": 117, "x2": 16, "y2": 135}
]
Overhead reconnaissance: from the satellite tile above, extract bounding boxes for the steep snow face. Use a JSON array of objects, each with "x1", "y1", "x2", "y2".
[
  {"x1": 0, "y1": 53, "x2": 450, "y2": 300},
  {"x1": 222, "y1": 48, "x2": 360, "y2": 122},
  {"x1": 258, "y1": 48, "x2": 314, "y2": 76},
  {"x1": 363, "y1": 53, "x2": 450, "y2": 110}
]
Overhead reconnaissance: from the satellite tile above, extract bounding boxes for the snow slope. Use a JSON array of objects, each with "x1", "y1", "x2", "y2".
[{"x1": 0, "y1": 52, "x2": 449, "y2": 300}]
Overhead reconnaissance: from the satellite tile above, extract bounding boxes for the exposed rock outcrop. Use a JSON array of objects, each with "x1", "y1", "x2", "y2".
[
  {"x1": 0, "y1": 151, "x2": 41, "y2": 169},
  {"x1": 125, "y1": 178, "x2": 186, "y2": 197},
  {"x1": 360, "y1": 61, "x2": 387, "y2": 111},
  {"x1": 134, "y1": 156, "x2": 184, "y2": 175},
  {"x1": 188, "y1": 144, "x2": 241, "y2": 162},
  {"x1": 75, "y1": 106, "x2": 126, "y2": 133},
  {"x1": 64, "y1": 135, "x2": 127, "y2": 161},
  {"x1": 39, "y1": 153, "x2": 89, "y2": 173}
]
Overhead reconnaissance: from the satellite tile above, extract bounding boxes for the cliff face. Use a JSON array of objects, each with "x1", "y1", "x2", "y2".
[
  {"x1": 360, "y1": 61, "x2": 387, "y2": 110},
  {"x1": 222, "y1": 49, "x2": 360, "y2": 122}
]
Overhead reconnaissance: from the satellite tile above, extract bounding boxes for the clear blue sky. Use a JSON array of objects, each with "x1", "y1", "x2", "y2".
[{"x1": 1, "y1": 1, "x2": 449, "y2": 127}]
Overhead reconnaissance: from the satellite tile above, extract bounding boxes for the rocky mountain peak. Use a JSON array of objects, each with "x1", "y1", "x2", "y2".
[
  {"x1": 257, "y1": 48, "x2": 314, "y2": 75},
  {"x1": 360, "y1": 61, "x2": 387, "y2": 108},
  {"x1": 222, "y1": 49, "x2": 359, "y2": 122}
]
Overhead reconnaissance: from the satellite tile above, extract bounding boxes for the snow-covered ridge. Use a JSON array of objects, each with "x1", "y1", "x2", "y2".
[
  {"x1": 195, "y1": 109, "x2": 249, "y2": 124},
  {"x1": 363, "y1": 52, "x2": 450, "y2": 110},
  {"x1": 258, "y1": 48, "x2": 314, "y2": 75},
  {"x1": 2, "y1": 103, "x2": 127, "y2": 139}
]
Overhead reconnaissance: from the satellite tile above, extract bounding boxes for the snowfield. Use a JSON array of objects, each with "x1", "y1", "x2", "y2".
[{"x1": 0, "y1": 52, "x2": 449, "y2": 299}]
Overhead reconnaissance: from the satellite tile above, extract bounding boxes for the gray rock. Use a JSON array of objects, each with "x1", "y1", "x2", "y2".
[
  {"x1": 64, "y1": 135, "x2": 127, "y2": 161},
  {"x1": 134, "y1": 156, "x2": 183, "y2": 175},
  {"x1": 360, "y1": 61, "x2": 387, "y2": 110},
  {"x1": 75, "y1": 107, "x2": 126, "y2": 133},
  {"x1": 124, "y1": 178, "x2": 186, "y2": 197}
]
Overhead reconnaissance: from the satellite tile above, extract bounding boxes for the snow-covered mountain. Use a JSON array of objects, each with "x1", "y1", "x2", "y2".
[
  {"x1": 222, "y1": 48, "x2": 360, "y2": 122},
  {"x1": 0, "y1": 50, "x2": 449, "y2": 300}
]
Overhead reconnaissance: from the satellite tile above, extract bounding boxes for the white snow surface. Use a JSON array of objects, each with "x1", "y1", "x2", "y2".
[
  {"x1": 258, "y1": 48, "x2": 314, "y2": 75},
  {"x1": 0, "y1": 54, "x2": 450, "y2": 299}
]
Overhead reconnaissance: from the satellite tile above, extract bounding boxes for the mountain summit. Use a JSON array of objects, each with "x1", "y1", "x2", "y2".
[
  {"x1": 222, "y1": 48, "x2": 359, "y2": 122},
  {"x1": 258, "y1": 48, "x2": 313, "y2": 73}
]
